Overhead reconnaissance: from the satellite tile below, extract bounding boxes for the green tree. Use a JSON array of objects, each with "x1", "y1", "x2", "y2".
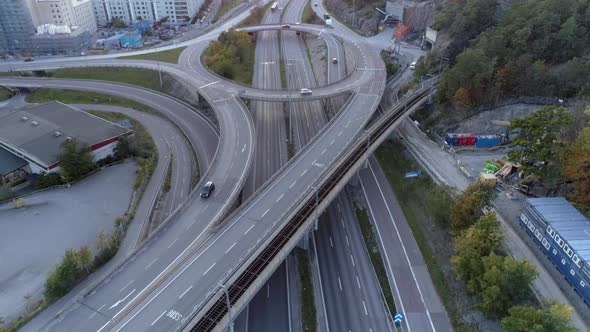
[
  {"x1": 451, "y1": 212, "x2": 501, "y2": 291},
  {"x1": 502, "y1": 301, "x2": 577, "y2": 332},
  {"x1": 114, "y1": 137, "x2": 133, "y2": 159},
  {"x1": 111, "y1": 17, "x2": 127, "y2": 28},
  {"x1": 477, "y1": 253, "x2": 538, "y2": 316},
  {"x1": 449, "y1": 182, "x2": 494, "y2": 233},
  {"x1": 58, "y1": 139, "x2": 96, "y2": 182},
  {"x1": 508, "y1": 106, "x2": 574, "y2": 185},
  {"x1": 44, "y1": 249, "x2": 84, "y2": 301},
  {"x1": 0, "y1": 185, "x2": 14, "y2": 202},
  {"x1": 426, "y1": 184, "x2": 455, "y2": 224}
]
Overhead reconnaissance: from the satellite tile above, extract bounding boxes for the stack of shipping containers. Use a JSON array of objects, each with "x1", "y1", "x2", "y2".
[{"x1": 520, "y1": 197, "x2": 590, "y2": 306}]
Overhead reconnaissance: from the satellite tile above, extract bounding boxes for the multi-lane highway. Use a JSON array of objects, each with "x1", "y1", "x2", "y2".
[{"x1": 0, "y1": 8, "x2": 453, "y2": 332}]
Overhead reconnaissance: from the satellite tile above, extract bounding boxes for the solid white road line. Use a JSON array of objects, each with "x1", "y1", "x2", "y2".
[
  {"x1": 203, "y1": 262, "x2": 216, "y2": 276},
  {"x1": 244, "y1": 224, "x2": 255, "y2": 235},
  {"x1": 338, "y1": 276, "x2": 343, "y2": 291},
  {"x1": 120, "y1": 280, "x2": 134, "y2": 293},
  {"x1": 199, "y1": 80, "x2": 219, "y2": 89},
  {"x1": 109, "y1": 289, "x2": 136, "y2": 310},
  {"x1": 151, "y1": 310, "x2": 167, "y2": 326},
  {"x1": 179, "y1": 285, "x2": 193, "y2": 299},
  {"x1": 225, "y1": 242, "x2": 237, "y2": 254},
  {"x1": 145, "y1": 258, "x2": 158, "y2": 270}
]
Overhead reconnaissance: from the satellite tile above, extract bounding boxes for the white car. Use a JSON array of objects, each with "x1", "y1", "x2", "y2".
[
  {"x1": 300, "y1": 88, "x2": 312, "y2": 95},
  {"x1": 410, "y1": 61, "x2": 417, "y2": 70}
]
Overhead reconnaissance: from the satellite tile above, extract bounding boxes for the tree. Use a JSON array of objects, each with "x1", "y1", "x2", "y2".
[
  {"x1": 451, "y1": 212, "x2": 502, "y2": 292},
  {"x1": 44, "y1": 249, "x2": 84, "y2": 301},
  {"x1": 502, "y1": 301, "x2": 577, "y2": 332},
  {"x1": 114, "y1": 137, "x2": 133, "y2": 159},
  {"x1": 75, "y1": 246, "x2": 93, "y2": 274},
  {"x1": 562, "y1": 126, "x2": 590, "y2": 216},
  {"x1": 58, "y1": 139, "x2": 96, "y2": 182},
  {"x1": 0, "y1": 185, "x2": 14, "y2": 202},
  {"x1": 449, "y1": 182, "x2": 494, "y2": 233},
  {"x1": 426, "y1": 184, "x2": 455, "y2": 224},
  {"x1": 477, "y1": 253, "x2": 538, "y2": 316},
  {"x1": 508, "y1": 106, "x2": 574, "y2": 185},
  {"x1": 111, "y1": 17, "x2": 127, "y2": 28}
]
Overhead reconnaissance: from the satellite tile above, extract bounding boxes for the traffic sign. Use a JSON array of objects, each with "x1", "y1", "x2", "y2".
[{"x1": 394, "y1": 313, "x2": 403, "y2": 324}]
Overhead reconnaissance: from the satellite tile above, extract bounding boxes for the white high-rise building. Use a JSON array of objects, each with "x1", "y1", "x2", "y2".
[
  {"x1": 91, "y1": 0, "x2": 203, "y2": 26},
  {"x1": 27, "y1": 0, "x2": 97, "y2": 33}
]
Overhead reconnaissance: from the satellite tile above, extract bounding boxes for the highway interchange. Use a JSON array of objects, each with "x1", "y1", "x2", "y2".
[{"x1": 0, "y1": 1, "x2": 449, "y2": 331}]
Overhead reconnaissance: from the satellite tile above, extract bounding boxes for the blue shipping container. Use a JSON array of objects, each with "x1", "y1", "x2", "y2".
[
  {"x1": 475, "y1": 135, "x2": 501, "y2": 148},
  {"x1": 445, "y1": 133, "x2": 459, "y2": 146}
]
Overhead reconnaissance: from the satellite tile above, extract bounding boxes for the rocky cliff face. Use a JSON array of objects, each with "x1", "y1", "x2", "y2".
[{"x1": 325, "y1": 0, "x2": 383, "y2": 36}]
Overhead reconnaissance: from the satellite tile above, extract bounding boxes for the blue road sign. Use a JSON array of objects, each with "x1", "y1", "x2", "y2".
[
  {"x1": 404, "y1": 171, "x2": 422, "y2": 178},
  {"x1": 394, "y1": 313, "x2": 403, "y2": 324}
]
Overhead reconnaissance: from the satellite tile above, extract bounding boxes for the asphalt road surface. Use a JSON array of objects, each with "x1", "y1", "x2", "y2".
[
  {"x1": 242, "y1": 1, "x2": 291, "y2": 331},
  {"x1": 359, "y1": 156, "x2": 452, "y2": 332},
  {"x1": 1, "y1": 18, "x2": 386, "y2": 332}
]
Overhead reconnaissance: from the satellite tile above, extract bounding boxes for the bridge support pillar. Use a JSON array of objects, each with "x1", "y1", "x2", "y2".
[{"x1": 297, "y1": 231, "x2": 310, "y2": 250}]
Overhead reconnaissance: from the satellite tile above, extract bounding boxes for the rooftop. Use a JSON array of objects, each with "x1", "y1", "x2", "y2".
[
  {"x1": 528, "y1": 197, "x2": 590, "y2": 264},
  {"x1": 0, "y1": 102, "x2": 131, "y2": 168},
  {"x1": 0, "y1": 148, "x2": 27, "y2": 176}
]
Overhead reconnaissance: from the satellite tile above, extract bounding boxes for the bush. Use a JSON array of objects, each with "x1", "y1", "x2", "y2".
[
  {"x1": 502, "y1": 301, "x2": 577, "y2": 332},
  {"x1": 44, "y1": 249, "x2": 85, "y2": 301},
  {"x1": 0, "y1": 185, "x2": 15, "y2": 201},
  {"x1": 35, "y1": 173, "x2": 65, "y2": 189}
]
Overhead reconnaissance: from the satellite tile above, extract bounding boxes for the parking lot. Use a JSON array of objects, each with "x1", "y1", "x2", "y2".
[{"x1": 0, "y1": 161, "x2": 135, "y2": 323}]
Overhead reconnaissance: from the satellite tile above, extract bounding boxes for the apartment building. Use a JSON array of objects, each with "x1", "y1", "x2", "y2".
[
  {"x1": 27, "y1": 0, "x2": 97, "y2": 33},
  {"x1": 0, "y1": 0, "x2": 35, "y2": 54},
  {"x1": 92, "y1": 0, "x2": 203, "y2": 26}
]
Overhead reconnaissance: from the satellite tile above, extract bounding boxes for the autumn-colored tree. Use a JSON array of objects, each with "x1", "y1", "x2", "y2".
[
  {"x1": 502, "y1": 301, "x2": 577, "y2": 332},
  {"x1": 452, "y1": 212, "x2": 501, "y2": 292},
  {"x1": 453, "y1": 87, "x2": 474, "y2": 108},
  {"x1": 449, "y1": 182, "x2": 494, "y2": 233},
  {"x1": 75, "y1": 246, "x2": 93, "y2": 274},
  {"x1": 562, "y1": 126, "x2": 590, "y2": 216}
]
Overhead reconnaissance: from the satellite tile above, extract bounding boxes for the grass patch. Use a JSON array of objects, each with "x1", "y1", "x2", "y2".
[
  {"x1": 355, "y1": 207, "x2": 397, "y2": 317},
  {"x1": 0, "y1": 86, "x2": 15, "y2": 101},
  {"x1": 53, "y1": 67, "x2": 163, "y2": 91},
  {"x1": 202, "y1": 29, "x2": 256, "y2": 85},
  {"x1": 119, "y1": 46, "x2": 187, "y2": 64},
  {"x1": 296, "y1": 248, "x2": 317, "y2": 332},
  {"x1": 214, "y1": 0, "x2": 242, "y2": 22},
  {"x1": 238, "y1": 1, "x2": 273, "y2": 27},
  {"x1": 2, "y1": 299, "x2": 49, "y2": 332},
  {"x1": 375, "y1": 140, "x2": 473, "y2": 331},
  {"x1": 279, "y1": 33, "x2": 287, "y2": 88},
  {"x1": 302, "y1": 0, "x2": 325, "y2": 25},
  {"x1": 163, "y1": 155, "x2": 173, "y2": 193},
  {"x1": 281, "y1": 0, "x2": 292, "y2": 22},
  {"x1": 26, "y1": 89, "x2": 158, "y2": 114}
]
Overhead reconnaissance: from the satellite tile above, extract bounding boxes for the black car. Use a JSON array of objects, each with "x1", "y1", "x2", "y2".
[
  {"x1": 200, "y1": 181, "x2": 215, "y2": 198},
  {"x1": 323, "y1": 14, "x2": 330, "y2": 19},
  {"x1": 24, "y1": 57, "x2": 34, "y2": 62}
]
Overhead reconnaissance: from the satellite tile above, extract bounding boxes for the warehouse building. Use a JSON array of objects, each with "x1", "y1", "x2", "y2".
[
  {"x1": 0, "y1": 102, "x2": 132, "y2": 175},
  {"x1": 519, "y1": 197, "x2": 590, "y2": 306}
]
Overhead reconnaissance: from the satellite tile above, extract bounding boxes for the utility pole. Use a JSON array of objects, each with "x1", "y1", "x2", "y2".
[
  {"x1": 218, "y1": 283, "x2": 234, "y2": 332},
  {"x1": 287, "y1": 60, "x2": 292, "y2": 144}
]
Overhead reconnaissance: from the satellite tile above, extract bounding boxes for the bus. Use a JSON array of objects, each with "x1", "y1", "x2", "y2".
[{"x1": 270, "y1": 2, "x2": 278, "y2": 11}]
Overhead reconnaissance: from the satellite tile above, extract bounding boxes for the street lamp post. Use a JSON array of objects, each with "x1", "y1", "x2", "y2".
[{"x1": 218, "y1": 282, "x2": 234, "y2": 332}]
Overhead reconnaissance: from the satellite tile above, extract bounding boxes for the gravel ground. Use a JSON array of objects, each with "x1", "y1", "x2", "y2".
[{"x1": 0, "y1": 161, "x2": 136, "y2": 324}]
